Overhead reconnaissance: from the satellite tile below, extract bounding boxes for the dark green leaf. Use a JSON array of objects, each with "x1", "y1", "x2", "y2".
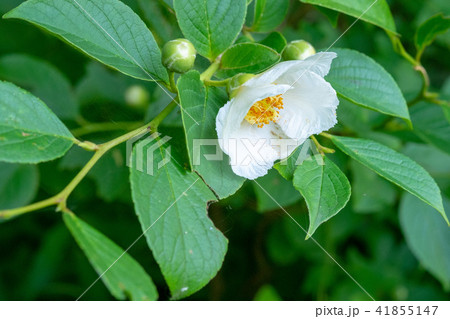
[
  {"x1": 300, "y1": 0, "x2": 396, "y2": 33},
  {"x1": 399, "y1": 193, "x2": 450, "y2": 289},
  {"x1": 259, "y1": 31, "x2": 287, "y2": 53},
  {"x1": 329, "y1": 135, "x2": 448, "y2": 224},
  {"x1": 173, "y1": 0, "x2": 247, "y2": 60},
  {"x1": 63, "y1": 212, "x2": 158, "y2": 300},
  {"x1": 316, "y1": 6, "x2": 340, "y2": 27},
  {"x1": 5, "y1": 0, "x2": 168, "y2": 83},
  {"x1": 251, "y1": 0, "x2": 289, "y2": 32},
  {"x1": 178, "y1": 71, "x2": 244, "y2": 198},
  {"x1": 0, "y1": 81, "x2": 74, "y2": 163},
  {"x1": 0, "y1": 162, "x2": 38, "y2": 209},
  {"x1": 411, "y1": 102, "x2": 450, "y2": 155},
  {"x1": 415, "y1": 14, "x2": 450, "y2": 59},
  {"x1": 293, "y1": 155, "x2": 351, "y2": 238},
  {"x1": 219, "y1": 43, "x2": 280, "y2": 78},
  {"x1": 0, "y1": 54, "x2": 78, "y2": 120},
  {"x1": 253, "y1": 169, "x2": 301, "y2": 212},
  {"x1": 327, "y1": 48, "x2": 410, "y2": 124},
  {"x1": 130, "y1": 140, "x2": 227, "y2": 299}
]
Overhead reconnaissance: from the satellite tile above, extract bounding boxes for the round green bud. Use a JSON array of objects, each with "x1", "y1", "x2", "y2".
[
  {"x1": 162, "y1": 39, "x2": 196, "y2": 73},
  {"x1": 282, "y1": 40, "x2": 316, "y2": 61},
  {"x1": 227, "y1": 73, "x2": 256, "y2": 98},
  {"x1": 125, "y1": 85, "x2": 150, "y2": 109}
]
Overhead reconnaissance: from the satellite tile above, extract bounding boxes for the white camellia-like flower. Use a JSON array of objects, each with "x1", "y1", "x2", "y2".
[{"x1": 216, "y1": 52, "x2": 339, "y2": 180}]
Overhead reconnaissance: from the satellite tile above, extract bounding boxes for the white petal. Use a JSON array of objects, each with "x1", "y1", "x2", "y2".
[
  {"x1": 276, "y1": 71, "x2": 338, "y2": 139},
  {"x1": 222, "y1": 122, "x2": 280, "y2": 180},
  {"x1": 217, "y1": 84, "x2": 291, "y2": 141},
  {"x1": 243, "y1": 52, "x2": 337, "y2": 88}
]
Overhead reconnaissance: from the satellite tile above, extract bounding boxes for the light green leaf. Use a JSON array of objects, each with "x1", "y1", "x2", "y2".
[
  {"x1": 415, "y1": 14, "x2": 450, "y2": 59},
  {"x1": 299, "y1": 0, "x2": 396, "y2": 33},
  {"x1": 0, "y1": 81, "x2": 74, "y2": 163},
  {"x1": 329, "y1": 135, "x2": 448, "y2": 224},
  {"x1": 130, "y1": 140, "x2": 227, "y2": 299},
  {"x1": 327, "y1": 48, "x2": 410, "y2": 124},
  {"x1": 399, "y1": 194, "x2": 450, "y2": 290},
  {"x1": 178, "y1": 71, "x2": 244, "y2": 198},
  {"x1": 173, "y1": 0, "x2": 247, "y2": 60},
  {"x1": 219, "y1": 43, "x2": 280, "y2": 78},
  {"x1": 4, "y1": 0, "x2": 168, "y2": 83},
  {"x1": 0, "y1": 162, "x2": 38, "y2": 209},
  {"x1": 251, "y1": 0, "x2": 289, "y2": 32},
  {"x1": 259, "y1": 31, "x2": 287, "y2": 53},
  {"x1": 293, "y1": 155, "x2": 351, "y2": 238},
  {"x1": 63, "y1": 212, "x2": 158, "y2": 300},
  {"x1": 0, "y1": 54, "x2": 78, "y2": 120},
  {"x1": 411, "y1": 102, "x2": 450, "y2": 155},
  {"x1": 253, "y1": 169, "x2": 301, "y2": 213}
]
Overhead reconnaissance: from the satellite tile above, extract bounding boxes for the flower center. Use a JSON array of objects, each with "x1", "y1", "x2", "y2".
[{"x1": 244, "y1": 95, "x2": 284, "y2": 128}]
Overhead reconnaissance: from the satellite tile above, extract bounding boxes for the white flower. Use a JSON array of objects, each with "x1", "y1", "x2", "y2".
[{"x1": 216, "y1": 52, "x2": 339, "y2": 180}]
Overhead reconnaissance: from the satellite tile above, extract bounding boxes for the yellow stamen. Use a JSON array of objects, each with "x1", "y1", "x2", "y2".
[{"x1": 244, "y1": 95, "x2": 284, "y2": 128}]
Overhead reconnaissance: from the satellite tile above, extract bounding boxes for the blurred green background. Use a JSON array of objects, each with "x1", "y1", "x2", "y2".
[{"x1": 0, "y1": 0, "x2": 449, "y2": 300}]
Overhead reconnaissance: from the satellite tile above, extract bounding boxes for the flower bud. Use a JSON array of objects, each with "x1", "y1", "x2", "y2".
[
  {"x1": 282, "y1": 40, "x2": 315, "y2": 61},
  {"x1": 125, "y1": 85, "x2": 150, "y2": 109},
  {"x1": 227, "y1": 73, "x2": 256, "y2": 98},
  {"x1": 162, "y1": 39, "x2": 196, "y2": 73}
]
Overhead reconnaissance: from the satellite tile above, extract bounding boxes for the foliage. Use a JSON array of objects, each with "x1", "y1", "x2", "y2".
[{"x1": 0, "y1": 0, "x2": 449, "y2": 301}]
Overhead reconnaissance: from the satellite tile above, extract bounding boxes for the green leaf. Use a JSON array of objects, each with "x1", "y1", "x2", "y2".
[
  {"x1": 411, "y1": 102, "x2": 450, "y2": 155},
  {"x1": 251, "y1": 0, "x2": 289, "y2": 32},
  {"x1": 173, "y1": 0, "x2": 247, "y2": 60},
  {"x1": 0, "y1": 54, "x2": 78, "y2": 120},
  {"x1": 399, "y1": 194, "x2": 450, "y2": 290},
  {"x1": 274, "y1": 139, "x2": 317, "y2": 181},
  {"x1": 415, "y1": 14, "x2": 450, "y2": 59},
  {"x1": 299, "y1": 0, "x2": 396, "y2": 33},
  {"x1": 293, "y1": 155, "x2": 351, "y2": 238},
  {"x1": 0, "y1": 81, "x2": 74, "y2": 163},
  {"x1": 0, "y1": 162, "x2": 38, "y2": 209},
  {"x1": 253, "y1": 169, "x2": 301, "y2": 213},
  {"x1": 316, "y1": 6, "x2": 340, "y2": 27},
  {"x1": 129, "y1": 140, "x2": 227, "y2": 299},
  {"x1": 326, "y1": 48, "x2": 410, "y2": 124},
  {"x1": 4, "y1": 0, "x2": 168, "y2": 83},
  {"x1": 350, "y1": 160, "x2": 396, "y2": 214},
  {"x1": 219, "y1": 43, "x2": 280, "y2": 78},
  {"x1": 178, "y1": 71, "x2": 244, "y2": 198},
  {"x1": 329, "y1": 135, "x2": 448, "y2": 224},
  {"x1": 63, "y1": 212, "x2": 158, "y2": 300},
  {"x1": 259, "y1": 31, "x2": 287, "y2": 53}
]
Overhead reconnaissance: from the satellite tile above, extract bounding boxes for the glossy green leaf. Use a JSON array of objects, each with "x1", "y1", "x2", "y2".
[
  {"x1": 63, "y1": 212, "x2": 158, "y2": 300},
  {"x1": 293, "y1": 155, "x2": 351, "y2": 238},
  {"x1": 259, "y1": 31, "x2": 287, "y2": 53},
  {"x1": 0, "y1": 162, "x2": 38, "y2": 209},
  {"x1": 130, "y1": 140, "x2": 227, "y2": 299},
  {"x1": 178, "y1": 71, "x2": 244, "y2": 198},
  {"x1": 173, "y1": 0, "x2": 247, "y2": 60},
  {"x1": 0, "y1": 81, "x2": 74, "y2": 163},
  {"x1": 329, "y1": 135, "x2": 448, "y2": 224},
  {"x1": 219, "y1": 43, "x2": 280, "y2": 78},
  {"x1": 326, "y1": 48, "x2": 410, "y2": 123},
  {"x1": 300, "y1": 0, "x2": 396, "y2": 33},
  {"x1": 399, "y1": 194, "x2": 450, "y2": 289},
  {"x1": 411, "y1": 102, "x2": 450, "y2": 155},
  {"x1": 251, "y1": 0, "x2": 289, "y2": 32},
  {"x1": 415, "y1": 14, "x2": 450, "y2": 59},
  {"x1": 5, "y1": 0, "x2": 168, "y2": 83},
  {"x1": 253, "y1": 169, "x2": 301, "y2": 213},
  {"x1": 0, "y1": 54, "x2": 78, "y2": 120}
]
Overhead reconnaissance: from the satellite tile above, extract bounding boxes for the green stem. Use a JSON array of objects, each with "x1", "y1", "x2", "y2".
[
  {"x1": 169, "y1": 72, "x2": 177, "y2": 93},
  {"x1": 243, "y1": 29, "x2": 255, "y2": 42},
  {"x1": 200, "y1": 59, "x2": 221, "y2": 81},
  {"x1": 0, "y1": 99, "x2": 178, "y2": 221},
  {"x1": 204, "y1": 79, "x2": 230, "y2": 87},
  {"x1": 71, "y1": 121, "x2": 143, "y2": 137},
  {"x1": 311, "y1": 135, "x2": 335, "y2": 155}
]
